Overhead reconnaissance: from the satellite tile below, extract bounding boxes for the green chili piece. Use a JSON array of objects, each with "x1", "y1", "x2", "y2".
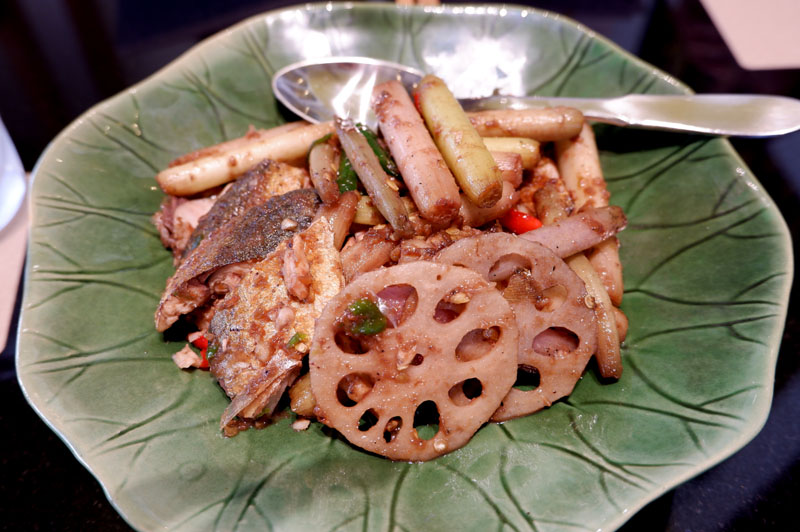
[
  {"x1": 337, "y1": 152, "x2": 358, "y2": 192},
  {"x1": 356, "y1": 123, "x2": 400, "y2": 178},
  {"x1": 287, "y1": 332, "x2": 308, "y2": 348},
  {"x1": 346, "y1": 298, "x2": 387, "y2": 335},
  {"x1": 206, "y1": 342, "x2": 219, "y2": 359},
  {"x1": 306, "y1": 133, "x2": 333, "y2": 164}
]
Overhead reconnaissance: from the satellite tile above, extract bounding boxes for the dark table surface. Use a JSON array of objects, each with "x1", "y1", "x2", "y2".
[{"x1": 1, "y1": 1, "x2": 798, "y2": 530}]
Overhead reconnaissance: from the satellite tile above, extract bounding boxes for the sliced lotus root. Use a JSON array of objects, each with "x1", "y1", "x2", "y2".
[
  {"x1": 309, "y1": 261, "x2": 518, "y2": 461},
  {"x1": 436, "y1": 233, "x2": 597, "y2": 421}
]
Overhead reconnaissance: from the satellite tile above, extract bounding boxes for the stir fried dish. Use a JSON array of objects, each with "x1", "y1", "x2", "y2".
[{"x1": 152, "y1": 74, "x2": 628, "y2": 461}]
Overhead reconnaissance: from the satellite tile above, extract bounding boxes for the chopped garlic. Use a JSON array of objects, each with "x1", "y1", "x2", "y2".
[
  {"x1": 282, "y1": 235, "x2": 312, "y2": 300},
  {"x1": 449, "y1": 292, "x2": 470, "y2": 304},
  {"x1": 281, "y1": 218, "x2": 298, "y2": 230},
  {"x1": 172, "y1": 344, "x2": 201, "y2": 369},
  {"x1": 187, "y1": 330, "x2": 205, "y2": 343},
  {"x1": 276, "y1": 306, "x2": 296, "y2": 330},
  {"x1": 292, "y1": 418, "x2": 311, "y2": 431},
  {"x1": 396, "y1": 344, "x2": 417, "y2": 371},
  {"x1": 294, "y1": 342, "x2": 309, "y2": 354}
]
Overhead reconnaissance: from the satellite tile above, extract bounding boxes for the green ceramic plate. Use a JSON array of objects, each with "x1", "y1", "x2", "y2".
[{"x1": 18, "y1": 4, "x2": 792, "y2": 531}]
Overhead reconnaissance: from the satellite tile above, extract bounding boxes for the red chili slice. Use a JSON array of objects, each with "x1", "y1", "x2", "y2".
[
  {"x1": 191, "y1": 335, "x2": 208, "y2": 350},
  {"x1": 198, "y1": 348, "x2": 210, "y2": 369},
  {"x1": 501, "y1": 209, "x2": 543, "y2": 234}
]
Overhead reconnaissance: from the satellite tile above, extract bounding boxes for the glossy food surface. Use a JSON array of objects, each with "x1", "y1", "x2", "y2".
[{"x1": 18, "y1": 4, "x2": 791, "y2": 531}]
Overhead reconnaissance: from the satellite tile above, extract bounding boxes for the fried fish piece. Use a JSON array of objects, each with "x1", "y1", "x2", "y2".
[
  {"x1": 209, "y1": 217, "x2": 344, "y2": 429},
  {"x1": 154, "y1": 188, "x2": 320, "y2": 332},
  {"x1": 182, "y1": 159, "x2": 309, "y2": 258}
]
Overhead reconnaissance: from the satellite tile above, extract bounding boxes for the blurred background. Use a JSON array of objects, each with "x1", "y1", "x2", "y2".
[
  {"x1": 2, "y1": 0, "x2": 798, "y2": 169},
  {"x1": 1, "y1": 0, "x2": 798, "y2": 530}
]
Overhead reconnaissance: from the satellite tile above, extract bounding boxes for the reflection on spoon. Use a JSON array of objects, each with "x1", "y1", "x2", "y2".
[
  {"x1": 272, "y1": 56, "x2": 800, "y2": 137},
  {"x1": 273, "y1": 57, "x2": 423, "y2": 131}
]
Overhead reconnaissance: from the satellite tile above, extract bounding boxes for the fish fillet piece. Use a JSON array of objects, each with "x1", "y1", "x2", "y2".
[
  {"x1": 209, "y1": 217, "x2": 344, "y2": 428},
  {"x1": 154, "y1": 188, "x2": 320, "y2": 332},
  {"x1": 183, "y1": 159, "x2": 309, "y2": 258}
]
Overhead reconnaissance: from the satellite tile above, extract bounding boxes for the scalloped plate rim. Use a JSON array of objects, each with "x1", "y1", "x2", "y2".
[{"x1": 16, "y1": 3, "x2": 793, "y2": 531}]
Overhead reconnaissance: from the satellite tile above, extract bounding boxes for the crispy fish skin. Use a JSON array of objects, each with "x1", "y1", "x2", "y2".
[
  {"x1": 183, "y1": 160, "x2": 309, "y2": 258},
  {"x1": 209, "y1": 217, "x2": 344, "y2": 428},
  {"x1": 154, "y1": 188, "x2": 320, "y2": 332}
]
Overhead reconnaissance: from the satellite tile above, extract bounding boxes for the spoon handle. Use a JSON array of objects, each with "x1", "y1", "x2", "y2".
[{"x1": 458, "y1": 94, "x2": 800, "y2": 137}]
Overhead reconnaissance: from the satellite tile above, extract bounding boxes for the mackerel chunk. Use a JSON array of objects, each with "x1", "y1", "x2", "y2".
[
  {"x1": 209, "y1": 217, "x2": 344, "y2": 428},
  {"x1": 182, "y1": 159, "x2": 309, "y2": 258},
  {"x1": 154, "y1": 188, "x2": 320, "y2": 332}
]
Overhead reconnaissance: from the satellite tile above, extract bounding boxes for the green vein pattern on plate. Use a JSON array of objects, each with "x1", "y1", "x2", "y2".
[{"x1": 18, "y1": 4, "x2": 791, "y2": 531}]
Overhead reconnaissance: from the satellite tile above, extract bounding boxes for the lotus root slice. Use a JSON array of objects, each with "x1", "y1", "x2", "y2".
[
  {"x1": 436, "y1": 233, "x2": 597, "y2": 421},
  {"x1": 309, "y1": 261, "x2": 518, "y2": 461}
]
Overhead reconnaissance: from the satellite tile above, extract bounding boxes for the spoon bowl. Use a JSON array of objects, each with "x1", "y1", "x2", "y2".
[
  {"x1": 272, "y1": 57, "x2": 424, "y2": 130},
  {"x1": 273, "y1": 56, "x2": 800, "y2": 137}
]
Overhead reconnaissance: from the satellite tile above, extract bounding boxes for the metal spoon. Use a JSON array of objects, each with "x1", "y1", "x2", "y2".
[{"x1": 272, "y1": 56, "x2": 800, "y2": 137}]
